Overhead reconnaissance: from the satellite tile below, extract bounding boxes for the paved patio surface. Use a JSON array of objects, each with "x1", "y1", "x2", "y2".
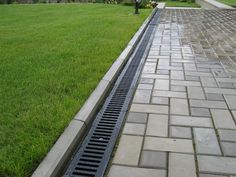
[{"x1": 107, "y1": 9, "x2": 236, "y2": 177}]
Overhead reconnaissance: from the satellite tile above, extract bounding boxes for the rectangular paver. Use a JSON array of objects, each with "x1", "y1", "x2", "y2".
[
  {"x1": 221, "y1": 142, "x2": 236, "y2": 157},
  {"x1": 199, "y1": 174, "x2": 227, "y2": 177},
  {"x1": 198, "y1": 155, "x2": 236, "y2": 174},
  {"x1": 170, "y1": 126, "x2": 192, "y2": 139},
  {"x1": 153, "y1": 90, "x2": 187, "y2": 98},
  {"x1": 171, "y1": 115, "x2": 213, "y2": 127},
  {"x1": 171, "y1": 80, "x2": 201, "y2": 87},
  {"x1": 190, "y1": 100, "x2": 227, "y2": 109},
  {"x1": 130, "y1": 104, "x2": 168, "y2": 114},
  {"x1": 185, "y1": 71, "x2": 212, "y2": 77},
  {"x1": 123, "y1": 123, "x2": 146, "y2": 136},
  {"x1": 205, "y1": 88, "x2": 236, "y2": 95},
  {"x1": 140, "y1": 150, "x2": 167, "y2": 168},
  {"x1": 144, "y1": 137, "x2": 194, "y2": 153},
  {"x1": 127, "y1": 112, "x2": 147, "y2": 124},
  {"x1": 108, "y1": 165, "x2": 166, "y2": 177},
  {"x1": 218, "y1": 129, "x2": 236, "y2": 142}
]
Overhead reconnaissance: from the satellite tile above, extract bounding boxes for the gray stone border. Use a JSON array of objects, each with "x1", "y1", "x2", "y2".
[
  {"x1": 31, "y1": 4, "x2": 165, "y2": 177},
  {"x1": 196, "y1": 0, "x2": 234, "y2": 9}
]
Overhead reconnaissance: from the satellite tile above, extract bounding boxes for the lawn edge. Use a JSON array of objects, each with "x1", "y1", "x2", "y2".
[
  {"x1": 196, "y1": 0, "x2": 234, "y2": 9},
  {"x1": 31, "y1": 5, "x2": 164, "y2": 177}
]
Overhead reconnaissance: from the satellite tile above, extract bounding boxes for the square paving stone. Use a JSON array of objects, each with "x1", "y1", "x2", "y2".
[
  {"x1": 169, "y1": 153, "x2": 197, "y2": 177},
  {"x1": 108, "y1": 165, "x2": 166, "y2": 177},
  {"x1": 170, "y1": 98, "x2": 189, "y2": 115},
  {"x1": 221, "y1": 142, "x2": 236, "y2": 157},
  {"x1": 133, "y1": 89, "x2": 152, "y2": 104},
  {"x1": 191, "y1": 107, "x2": 211, "y2": 117},
  {"x1": 154, "y1": 79, "x2": 169, "y2": 90},
  {"x1": 123, "y1": 123, "x2": 146, "y2": 136},
  {"x1": 146, "y1": 114, "x2": 168, "y2": 137},
  {"x1": 113, "y1": 135, "x2": 143, "y2": 165},
  {"x1": 206, "y1": 93, "x2": 224, "y2": 101},
  {"x1": 193, "y1": 128, "x2": 221, "y2": 155},
  {"x1": 140, "y1": 150, "x2": 167, "y2": 168},
  {"x1": 170, "y1": 126, "x2": 192, "y2": 139},
  {"x1": 171, "y1": 70, "x2": 184, "y2": 80},
  {"x1": 188, "y1": 86, "x2": 205, "y2": 99},
  {"x1": 127, "y1": 112, "x2": 148, "y2": 124},
  {"x1": 152, "y1": 96, "x2": 169, "y2": 105}
]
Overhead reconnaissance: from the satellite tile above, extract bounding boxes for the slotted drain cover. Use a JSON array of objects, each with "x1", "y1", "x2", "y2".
[{"x1": 63, "y1": 9, "x2": 161, "y2": 177}]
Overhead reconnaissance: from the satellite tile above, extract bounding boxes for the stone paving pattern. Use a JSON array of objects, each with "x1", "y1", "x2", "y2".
[{"x1": 107, "y1": 9, "x2": 236, "y2": 177}]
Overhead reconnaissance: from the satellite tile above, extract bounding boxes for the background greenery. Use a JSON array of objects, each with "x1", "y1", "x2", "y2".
[
  {"x1": 0, "y1": 0, "x2": 200, "y2": 8},
  {"x1": 0, "y1": 4, "x2": 151, "y2": 177},
  {"x1": 217, "y1": 0, "x2": 236, "y2": 6}
]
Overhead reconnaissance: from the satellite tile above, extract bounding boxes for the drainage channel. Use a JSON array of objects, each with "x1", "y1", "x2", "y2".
[{"x1": 63, "y1": 9, "x2": 162, "y2": 177}]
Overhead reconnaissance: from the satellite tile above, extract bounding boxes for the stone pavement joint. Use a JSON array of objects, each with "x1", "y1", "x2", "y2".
[{"x1": 108, "y1": 9, "x2": 236, "y2": 177}]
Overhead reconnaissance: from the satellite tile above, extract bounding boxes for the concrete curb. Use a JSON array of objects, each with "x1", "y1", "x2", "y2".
[
  {"x1": 31, "y1": 6, "x2": 161, "y2": 177},
  {"x1": 196, "y1": 0, "x2": 234, "y2": 9}
]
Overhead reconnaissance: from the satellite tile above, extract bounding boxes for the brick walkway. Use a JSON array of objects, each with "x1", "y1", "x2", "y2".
[{"x1": 107, "y1": 9, "x2": 236, "y2": 177}]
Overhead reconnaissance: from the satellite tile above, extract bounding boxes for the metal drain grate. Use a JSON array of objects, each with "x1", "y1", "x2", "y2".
[{"x1": 63, "y1": 9, "x2": 161, "y2": 177}]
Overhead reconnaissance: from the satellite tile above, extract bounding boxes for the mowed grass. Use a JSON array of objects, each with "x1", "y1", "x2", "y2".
[
  {"x1": 217, "y1": 0, "x2": 236, "y2": 6},
  {"x1": 158, "y1": 0, "x2": 200, "y2": 7},
  {"x1": 0, "y1": 4, "x2": 151, "y2": 177}
]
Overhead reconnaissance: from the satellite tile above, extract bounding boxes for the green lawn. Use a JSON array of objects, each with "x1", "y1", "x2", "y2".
[
  {"x1": 217, "y1": 0, "x2": 236, "y2": 6},
  {"x1": 0, "y1": 4, "x2": 151, "y2": 177},
  {"x1": 158, "y1": 0, "x2": 200, "y2": 7}
]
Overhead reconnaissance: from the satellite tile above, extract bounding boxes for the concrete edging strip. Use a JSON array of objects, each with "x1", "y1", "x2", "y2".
[
  {"x1": 196, "y1": 0, "x2": 234, "y2": 9},
  {"x1": 32, "y1": 6, "x2": 163, "y2": 177}
]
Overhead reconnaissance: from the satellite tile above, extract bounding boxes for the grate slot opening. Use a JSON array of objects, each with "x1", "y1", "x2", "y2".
[
  {"x1": 90, "y1": 139, "x2": 109, "y2": 143},
  {"x1": 84, "y1": 150, "x2": 105, "y2": 155},
  {"x1": 92, "y1": 133, "x2": 111, "y2": 137},
  {"x1": 80, "y1": 158, "x2": 101, "y2": 163},
  {"x1": 72, "y1": 171, "x2": 95, "y2": 177},
  {"x1": 94, "y1": 129, "x2": 113, "y2": 134}
]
